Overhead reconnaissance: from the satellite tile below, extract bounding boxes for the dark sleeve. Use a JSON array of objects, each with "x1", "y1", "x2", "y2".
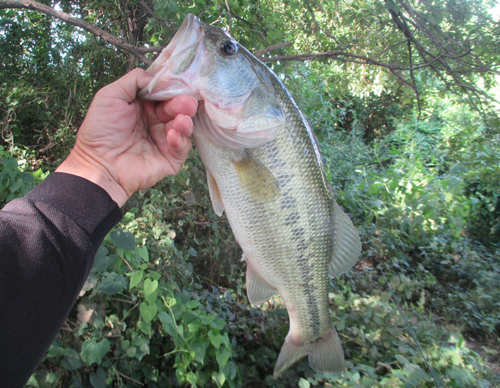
[{"x1": 0, "y1": 172, "x2": 122, "y2": 388}]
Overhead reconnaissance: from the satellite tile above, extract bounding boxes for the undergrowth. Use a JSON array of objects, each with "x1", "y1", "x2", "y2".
[{"x1": 2, "y1": 68, "x2": 499, "y2": 387}]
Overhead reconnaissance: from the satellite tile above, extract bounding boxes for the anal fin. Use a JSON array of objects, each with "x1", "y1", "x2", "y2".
[
  {"x1": 244, "y1": 254, "x2": 277, "y2": 305},
  {"x1": 206, "y1": 169, "x2": 224, "y2": 217},
  {"x1": 328, "y1": 200, "x2": 362, "y2": 278}
]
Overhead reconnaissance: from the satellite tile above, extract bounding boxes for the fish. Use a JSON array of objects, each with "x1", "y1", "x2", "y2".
[{"x1": 139, "y1": 14, "x2": 362, "y2": 377}]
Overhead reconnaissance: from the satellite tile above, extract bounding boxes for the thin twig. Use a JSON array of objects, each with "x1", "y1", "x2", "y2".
[
  {"x1": 377, "y1": 362, "x2": 393, "y2": 371},
  {"x1": 118, "y1": 371, "x2": 145, "y2": 386},
  {"x1": 110, "y1": 297, "x2": 135, "y2": 305},
  {"x1": 224, "y1": 0, "x2": 233, "y2": 36},
  {"x1": 254, "y1": 42, "x2": 292, "y2": 58},
  {"x1": 407, "y1": 38, "x2": 422, "y2": 117},
  {"x1": 115, "y1": 250, "x2": 135, "y2": 273}
]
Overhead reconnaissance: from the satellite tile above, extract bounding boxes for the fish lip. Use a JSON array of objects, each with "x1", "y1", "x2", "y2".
[{"x1": 138, "y1": 14, "x2": 204, "y2": 100}]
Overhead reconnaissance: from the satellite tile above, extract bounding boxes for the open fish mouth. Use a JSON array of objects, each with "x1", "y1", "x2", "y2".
[{"x1": 139, "y1": 14, "x2": 206, "y2": 100}]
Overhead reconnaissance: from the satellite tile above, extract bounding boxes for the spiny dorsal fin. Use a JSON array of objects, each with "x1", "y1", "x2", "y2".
[
  {"x1": 328, "y1": 201, "x2": 362, "y2": 278},
  {"x1": 232, "y1": 150, "x2": 279, "y2": 202}
]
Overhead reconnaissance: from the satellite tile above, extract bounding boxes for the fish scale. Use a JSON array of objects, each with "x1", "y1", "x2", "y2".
[{"x1": 140, "y1": 13, "x2": 362, "y2": 377}]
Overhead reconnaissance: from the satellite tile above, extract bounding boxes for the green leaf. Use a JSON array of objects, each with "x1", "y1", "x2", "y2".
[
  {"x1": 158, "y1": 312, "x2": 178, "y2": 338},
  {"x1": 138, "y1": 320, "x2": 152, "y2": 335},
  {"x1": 158, "y1": 311, "x2": 174, "y2": 326},
  {"x1": 212, "y1": 371, "x2": 226, "y2": 387},
  {"x1": 298, "y1": 378, "x2": 311, "y2": 388},
  {"x1": 142, "y1": 364, "x2": 159, "y2": 382},
  {"x1": 182, "y1": 310, "x2": 199, "y2": 325},
  {"x1": 146, "y1": 290, "x2": 158, "y2": 305},
  {"x1": 186, "y1": 299, "x2": 201, "y2": 309},
  {"x1": 127, "y1": 346, "x2": 137, "y2": 358},
  {"x1": 192, "y1": 340, "x2": 209, "y2": 364},
  {"x1": 144, "y1": 278, "x2": 158, "y2": 296},
  {"x1": 186, "y1": 372, "x2": 197, "y2": 385},
  {"x1": 208, "y1": 330, "x2": 223, "y2": 349},
  {"x1": 131, "y1": 335, "x2": 150, "y2": 361},
  {"x1": 187, "y1": 247, "x2": 198, "y2": 257},
  {"x1": 110, "y1": 229, "x2": 136, "y2": 251},
  {"x1": 26, "y1": 376, "x2": 39, "y2": 387},
  {"x1": 216, "y1": 348, "x2": 230, "y2": 369},
  {"x1": 96, "y1": 273, "x2": 127, "y2": 295},
  {"x1": 81, "y1": 338, "x2": 111, "y2": 365},
  {"x1": 390, "y1": 276, "x2": 401, "y2": 288},
  {"x1": 89, "y1": 368, "x2": 107, "y2": 388},
  {"x1": 42, "y1": 372, "x2": 55, "y2": 384},
  {"x1": 222, "y1": 333, "x2": 230, "y2": 349},
  {"x1": 211, "y1": 318, "x2": 226, "y2": 330},
  {"x1": 137, "y1": 245, "x2": 149, "y2": 262},
  {"x1": 92, "y1": 246, "x2": 114, "y2": 273},
  {"x1": 129, "y1": 271, "x2": 143, "y2": 290},
  {"x1": 61, "y1": 348, "x2": 82, "y2": 371},
  {"x1": 140, "y1": 301, "x2": 158, "y2": 323}
]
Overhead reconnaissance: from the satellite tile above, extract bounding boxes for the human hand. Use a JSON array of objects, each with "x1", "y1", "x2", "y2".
[{"x1": 56, "y1": 69, "x2": 198, "y2": 207}]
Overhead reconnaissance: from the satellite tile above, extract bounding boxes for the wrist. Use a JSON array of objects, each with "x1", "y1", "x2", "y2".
[{"x1": 56, "y1": 148, "x2": 130, "y2": 207}]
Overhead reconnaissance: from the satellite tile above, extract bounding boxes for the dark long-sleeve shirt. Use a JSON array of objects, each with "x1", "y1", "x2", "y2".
[{"x1": 0, "y1": 172, "x2": 122, "y2": 388}]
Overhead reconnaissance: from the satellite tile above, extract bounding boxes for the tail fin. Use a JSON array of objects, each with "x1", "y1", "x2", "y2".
[{"x1": 273, "y1": 326, "x2": 345, "y2": 378}]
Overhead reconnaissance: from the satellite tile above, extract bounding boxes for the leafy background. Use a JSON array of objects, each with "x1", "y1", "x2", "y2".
[{"x1": 1, "y1": 0, "x2": 500, "y2": 387}]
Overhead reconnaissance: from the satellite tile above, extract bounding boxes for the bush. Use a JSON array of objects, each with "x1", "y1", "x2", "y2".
[{"x1": 0, "y1": 146, "x2": 47, "y2": 207}]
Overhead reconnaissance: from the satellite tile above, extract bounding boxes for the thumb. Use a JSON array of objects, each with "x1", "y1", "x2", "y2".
[{"x1": 98, "y1": 69, "x2": 153, "y2": 103}]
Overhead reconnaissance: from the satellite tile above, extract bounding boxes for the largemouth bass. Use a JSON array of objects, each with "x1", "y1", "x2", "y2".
[{"x1": 139, "y1": 14, "x2": 361, "y2": 377}]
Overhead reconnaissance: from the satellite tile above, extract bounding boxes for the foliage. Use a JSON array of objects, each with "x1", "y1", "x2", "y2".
[
  {"x1": 0, "y1": 146, "x2": 48, "y2": 207},
  {"x1": 1, "y1": 0, "x2": 500, "y2": 387},
  {"x1": 0, "y1": 5, "x2": 130, "y2": 159},
  {"x1": 27, "y1": 103, "x2": 500, "y2": 386}
]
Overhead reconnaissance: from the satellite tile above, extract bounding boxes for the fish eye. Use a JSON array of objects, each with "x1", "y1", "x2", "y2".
[{"x1": 220, "y1": 40, "x2": 237, "y2": 56}]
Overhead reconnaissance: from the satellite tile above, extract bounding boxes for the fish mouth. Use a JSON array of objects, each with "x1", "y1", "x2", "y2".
[{"x1": 139, "y1": 14, "x2": 205, "y2": 100}]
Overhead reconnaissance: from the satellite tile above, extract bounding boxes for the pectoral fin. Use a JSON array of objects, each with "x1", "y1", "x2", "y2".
[
  {"x1": 244, "y1": 255, "x2": 277, "y2": 305},
  {"x1": 328, "y1": 201, "x2": 362, "y2": 278},
  {"x1": 232, "y1": 150, "x2": 279, "y2": 202},
  {"x1": 206, "y1": 169, "x2": 224, "y2": 217}
]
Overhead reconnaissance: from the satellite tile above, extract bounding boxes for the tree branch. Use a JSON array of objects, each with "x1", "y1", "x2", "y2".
[
  {"x1": 138, "y1": 0, "x2": 176, "y2": 36},
  {"x1": 262, "y1": 49, "x2": 442, "y2": 71},
  {"x1": 0, "y1": 0, "x2": 153, "y2": 65},
  {"x1": 254, "y1": 42, "x2": 292, "y2": 59},
  {"x1": 224, "y1": 0, "x2": 233, "y2": 36}
]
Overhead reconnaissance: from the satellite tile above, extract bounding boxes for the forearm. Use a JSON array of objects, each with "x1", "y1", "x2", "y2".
[{"x1": 0, "y1": 173, "x2": 122, "y2": 388}]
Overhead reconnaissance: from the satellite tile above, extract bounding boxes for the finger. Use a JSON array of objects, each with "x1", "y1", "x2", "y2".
[
  {"x1": 166, "y1": 127, "x2": 193, "y2": 166},
  {"x1": 156, "y1": 96, "x2": 198, "y2": 123},
  {"x1": 143, "y1": 100, "x2": 162, "y2": 129},
  {"x1": 98, "y1": 69, "x2": 153, "y2": 103},
  {"x1": 151, "y1": 114, "x2": 193, "y2": 153}
]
